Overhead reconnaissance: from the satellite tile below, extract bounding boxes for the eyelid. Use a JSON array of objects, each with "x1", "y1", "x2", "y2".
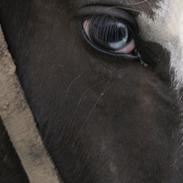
[
  {"x1": 78, "y1": 5, "x2": 139, "y2": 33},
  {"x1": 82, "y1": 16, "x2": 139, "y2": 60}
]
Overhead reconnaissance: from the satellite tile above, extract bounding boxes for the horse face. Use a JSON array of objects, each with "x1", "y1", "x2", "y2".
[{"x1": 1, "y1": 0, "x2": 183, "y2": 182}]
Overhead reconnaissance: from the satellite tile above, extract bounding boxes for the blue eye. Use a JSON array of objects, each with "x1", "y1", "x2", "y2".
[
  {"x1": 82, "y1": 15, "x2": 139, "y2": 59},
  {"x1": 104, "y1": 22, "x2": 129, "y2": 50}
]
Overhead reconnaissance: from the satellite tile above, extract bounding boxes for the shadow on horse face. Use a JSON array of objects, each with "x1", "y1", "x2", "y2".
[{"x1": 1, "y1": 0, "x2": 183, "y2": 182}]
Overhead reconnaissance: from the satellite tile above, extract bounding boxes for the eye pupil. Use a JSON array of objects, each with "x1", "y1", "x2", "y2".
[
  {"x1": 108, "y1": 23, "x2": 128, "y2": 50},
  {"x1": 88, "y1": 16, "x2": 129, "y2": 51}
]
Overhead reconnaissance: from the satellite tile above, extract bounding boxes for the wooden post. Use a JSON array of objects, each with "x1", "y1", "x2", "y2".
[{"x1": 0, "y1": 26, "x2": 62, "y2": 183}]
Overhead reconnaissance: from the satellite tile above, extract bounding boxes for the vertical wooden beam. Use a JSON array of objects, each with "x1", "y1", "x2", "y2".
[{"x1": 0, "y1": 26, "x2": 62, "y2": 183}]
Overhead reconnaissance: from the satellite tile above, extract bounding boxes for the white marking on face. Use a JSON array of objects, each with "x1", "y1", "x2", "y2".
[{"x1": 137, "y1": 0, "x2": 183, "y2": 89}]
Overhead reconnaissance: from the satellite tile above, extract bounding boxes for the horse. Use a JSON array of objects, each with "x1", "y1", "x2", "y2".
[{"x1": 1, "y1": 0, "x2": 183, "y2": 182}]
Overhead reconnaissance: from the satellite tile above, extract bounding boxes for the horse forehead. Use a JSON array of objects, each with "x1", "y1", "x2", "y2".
[{"x1": 70, "y1": 0, "x2": 160, "y2": 15}]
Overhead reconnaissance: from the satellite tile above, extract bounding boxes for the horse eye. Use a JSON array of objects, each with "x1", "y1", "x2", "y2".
[{"x1": 82, "y1": 15, "x2": 139, "y2": 59}]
